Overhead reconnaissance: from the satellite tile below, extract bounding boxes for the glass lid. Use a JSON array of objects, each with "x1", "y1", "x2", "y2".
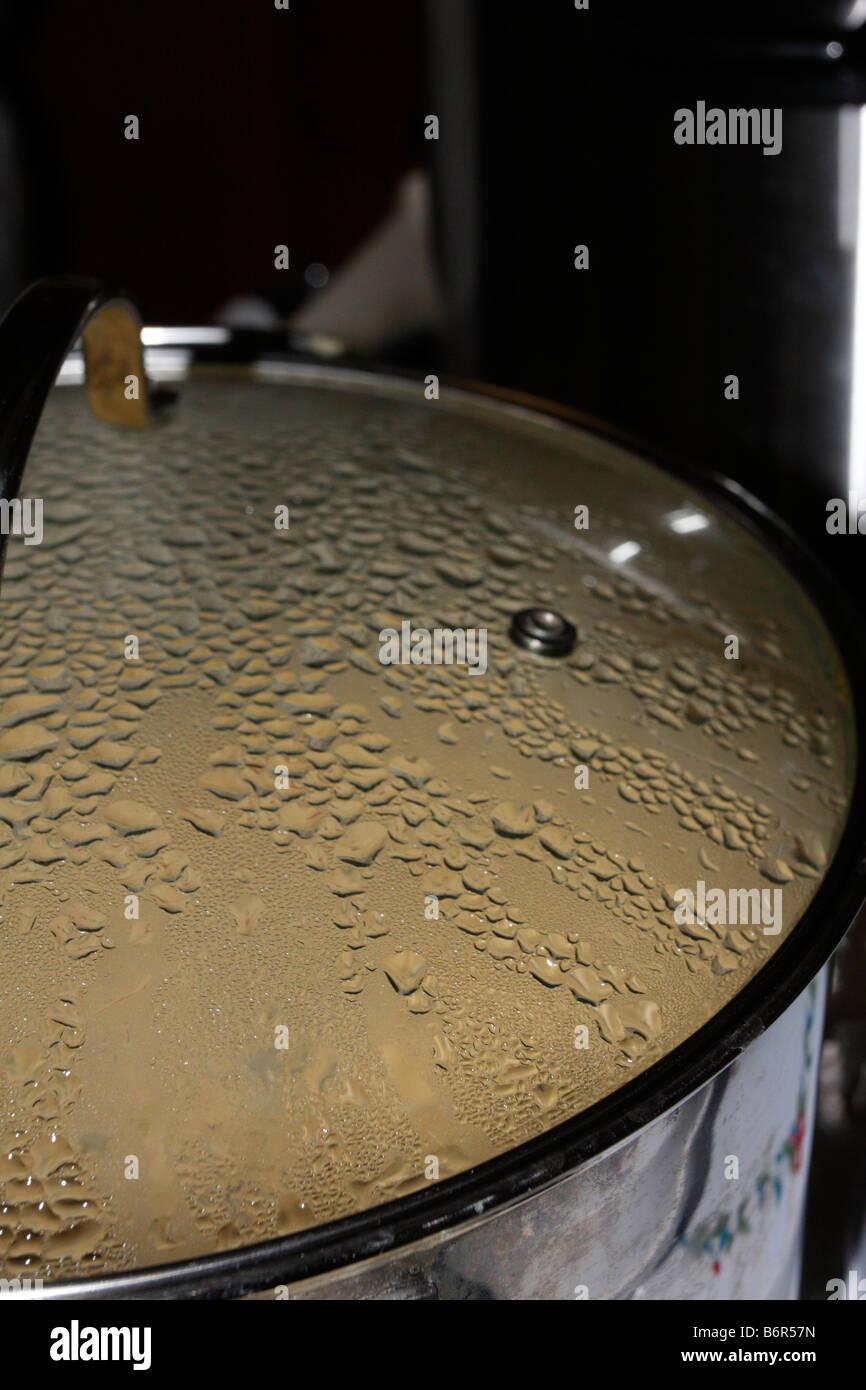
[{"x1": 0, "y1": 364, "x2": 855, "y2": 1282}]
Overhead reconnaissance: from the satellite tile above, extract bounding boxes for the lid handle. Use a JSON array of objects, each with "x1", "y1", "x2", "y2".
[{"x1": 0, "y1": 276, "x2": 150, "y2": 508}]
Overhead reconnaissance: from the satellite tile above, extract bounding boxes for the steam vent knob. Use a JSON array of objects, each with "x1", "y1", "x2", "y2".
[{"x1": 510, "y1": 607, "x2": 577, "y2": 657}]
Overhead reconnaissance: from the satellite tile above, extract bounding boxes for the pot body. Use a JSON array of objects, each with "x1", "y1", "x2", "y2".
[{"x1": 252, "y1": 972, "x2": 825, "y2": 1300}]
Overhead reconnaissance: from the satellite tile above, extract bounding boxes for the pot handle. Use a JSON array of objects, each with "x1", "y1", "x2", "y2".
[{"x1": 0, "y1": 275, "x2": 150, "y2": 506}]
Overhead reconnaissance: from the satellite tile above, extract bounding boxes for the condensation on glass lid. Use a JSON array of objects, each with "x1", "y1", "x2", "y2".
[{"x1": 0, "y1": 368, "x2": 853, "y2": 1280}]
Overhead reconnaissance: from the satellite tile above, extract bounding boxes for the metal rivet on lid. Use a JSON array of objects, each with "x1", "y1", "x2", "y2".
[{"x1": 509, "y1": 607, "x2": 577, "y2": 657}]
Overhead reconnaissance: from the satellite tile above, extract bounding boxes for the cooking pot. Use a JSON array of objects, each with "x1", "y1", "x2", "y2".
[{"x1": 0, "y1": 278, "x2": 864, "y2": 1300}]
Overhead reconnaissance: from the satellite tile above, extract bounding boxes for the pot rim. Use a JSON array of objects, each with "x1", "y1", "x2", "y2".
[{"x1": 37, "y1": 350, "x2": 866, "y2": 1299}]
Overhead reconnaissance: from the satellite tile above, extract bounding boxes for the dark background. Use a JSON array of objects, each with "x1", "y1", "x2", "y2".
[
  {"x1": 4, "y1": 0, "x2": 866, "y2": 583},
  {"x1": 1, "y1": 0, "x2": 423, "y2": 322}
]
